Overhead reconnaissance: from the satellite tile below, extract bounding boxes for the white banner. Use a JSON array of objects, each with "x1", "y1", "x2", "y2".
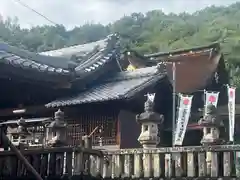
[
  {"x1": 228, "y1": 86, "x2": 236, "y2": 142},
  {"x1": 204, "y1": 91, "x2": 219, "y2": 112},
  {"x1": 174, "y1": 94, "x2": 193, "y2": 146}
]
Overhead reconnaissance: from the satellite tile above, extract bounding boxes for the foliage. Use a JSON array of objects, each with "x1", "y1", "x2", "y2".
[{"x1": 1, "y1": 3, "x2": 240, "y2": 85}]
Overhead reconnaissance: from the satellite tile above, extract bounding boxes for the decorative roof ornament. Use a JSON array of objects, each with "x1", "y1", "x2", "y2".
[{"x1": 144, "y1": 93, "x2": 155, "y2": 112}]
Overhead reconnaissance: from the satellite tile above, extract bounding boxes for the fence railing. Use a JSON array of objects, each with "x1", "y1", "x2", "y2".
[
  {"x1": 1, "y1": 145, "x2": 240, "y2": 178},
  {"x1": 0, "y1": 146, "x2": 103, "y2": 177},
  {"x1": 101, "y1": 145, "x2": 240, "y2": 178}
]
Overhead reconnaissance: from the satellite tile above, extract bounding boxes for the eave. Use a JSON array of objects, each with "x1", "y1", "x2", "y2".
[{"x1": 144, "y1": 42, "x2": 220, "y2": 59}]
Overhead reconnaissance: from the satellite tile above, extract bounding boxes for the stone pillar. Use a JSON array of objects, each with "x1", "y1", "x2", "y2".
[
  {"x1": 46, "y1": 109, "x2": 67, "y2": 147},
  {"x1": 136, "y1": 94, "x2": 164, "y2": 149}
]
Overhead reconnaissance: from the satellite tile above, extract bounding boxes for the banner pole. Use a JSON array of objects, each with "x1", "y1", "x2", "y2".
[{"x1": 172, "y1": 62, "x2": 176, "y2": 147}]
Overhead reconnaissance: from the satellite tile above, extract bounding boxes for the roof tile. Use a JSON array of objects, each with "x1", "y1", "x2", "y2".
[{"x1": 45, "y1": 66, "x2": 165, "y2": 108}]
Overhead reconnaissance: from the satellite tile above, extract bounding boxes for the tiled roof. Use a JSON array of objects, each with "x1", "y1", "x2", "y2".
[
  {"x1": 0, "y1": 34, "x2": 120, "y2": 81},
  {"x1": 0, "y1": 50, "x2": 71, "y2": 76},
  {"x1": 45, "y1": 66, "x2": 165, "y2": 108}
]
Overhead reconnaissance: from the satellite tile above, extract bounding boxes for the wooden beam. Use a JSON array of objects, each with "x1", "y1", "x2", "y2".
[{"x1": 0, "y1": 105, "x2": 56, "y2": 117}]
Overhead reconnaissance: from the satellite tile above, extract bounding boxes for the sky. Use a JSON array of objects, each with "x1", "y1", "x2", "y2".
[{"x1": 0, "y1": 0, "x2": 239, "y2": 29}]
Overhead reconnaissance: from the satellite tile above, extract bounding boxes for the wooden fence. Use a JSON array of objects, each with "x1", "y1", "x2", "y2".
[
  {"x1": 101, "y1": 145, "x2": 240, "y2": 178},
  {"x1": 1, "y1": 145, "x2": 240, "y2": 179},
  {"x1": 0, "y1": 146, "x2": 103, "y2": 178}
]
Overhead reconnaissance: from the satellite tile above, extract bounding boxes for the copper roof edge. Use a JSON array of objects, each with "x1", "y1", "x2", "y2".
[{"x1": 144, "y1": 42, "x2": 220, "y2": 58}]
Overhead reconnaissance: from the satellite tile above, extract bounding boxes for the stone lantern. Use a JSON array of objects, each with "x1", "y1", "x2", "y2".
[
  {"x1": 46, "y1": 109, "x2": 67, "y2": 147},
  {"x1": 198, "y1": 104, "x2": 224, "y2": 145},
  {"x1": 198, "y1": 104, "x2": 225, "y2": 176},
  {"x1": 136, "y1": 94, "x2": 164, "y2": 148},
  {"x1": 10, "y1": 118, "x2": 30, "y2": 148}
]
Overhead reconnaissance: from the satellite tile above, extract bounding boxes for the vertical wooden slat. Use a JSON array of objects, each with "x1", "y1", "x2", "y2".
[
  {"x1": 174, "y1": 152, "x2": 182, "y2": 177},
  {"x1": 32, "y1": 154, "x2": 41, "y2": 174},
  {"x1": 206, "y1": 151, "x2": 211, "y2": 176},
  {"x1": 153, "y1": 153, "x2": 161, "y2": 178},
  {"x1": 24, "y1": 155, "x2": 32, "y2": 176},
  {"x1": 211, "y1": 152, "x2": 219, "y2": 177},
  {"x1": 89, "y1": 155, "x2": 96, "y2": 176},
  {"x1": 111, "y1": 155, "x2": 117, "y2": 178},
  {"x1": 235, "y1": 151, "x2": 240, "y2": 177},
  {"x1": 134, "y1": 153, "x2": 142, "y2": 178},
  {"x1": 187, "y1": 152, "x2": 195, "y2": 177},
  {"x1": 224, "y1": 152, "x2": 231, "y2": 177},
  {"x1": 143, "y1": 152, "x2": 152, "y2": 178},
  {"x1": 198, "y1": 152, "x2": 206, "y2": 177},
  {"x1": 124, "y1": 154, "x2": 131, "y2": 177},
  {"x1": 40, "y1": 154, "x2": 48, "y2": 177},
  {"x1": 3, "y1": 156, "x2": 11, "y2": 176},
  {"x1": 73, "y1": 151, "x2": 83, "y2": 174},
  {"x1": 65, "y1": 152, "x2": 73, "y2": 176},
  {"x1": 10, "y1": 155, "x2": 18, "y2": 176},
  {"x1": 48, "y1": 152, "x2": 56, "y2": 176},
  {"x1": 165, "y1": 154, "x2": 172, "y2": 177},
  {"x1": 17, "y1": 158, "x2": 23, "y2": 176},
  {"x1": 107, "y1": 154, "x2": 112, "y2": 177},
  {"x1": 0, "y1": 156, "x2": 4, "y2": 177},
  {"x1": 56, "y1": 153, "x2": 64, "y2": 176},
  {"x1": 96, "y1": 156, "x2": 103, "y2": 176},
  {"x1": 103, "y1": 155, "x2": 111, "y2": 178},
  {"x1": 115, "y1": 154, "x2": 123, "y2": 177}
]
